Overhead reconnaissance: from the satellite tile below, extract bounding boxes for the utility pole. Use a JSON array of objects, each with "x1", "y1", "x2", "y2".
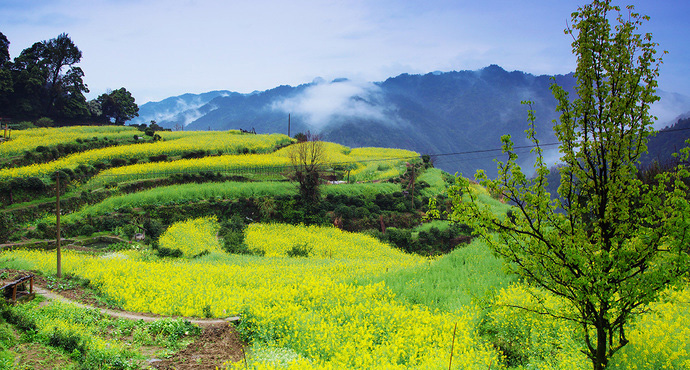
[
  {"x1": 55, "y1": 172, "x2": 62, "y2": 278},
  {"x1": 288, "y1": 114, "x2": 291, "y2": 138},
  {"x1": 410, "y1": 165, "x2": 416, "y2": 210}
]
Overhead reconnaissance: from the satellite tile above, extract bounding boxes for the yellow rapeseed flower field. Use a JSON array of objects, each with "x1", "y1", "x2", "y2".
[
  {"x1": 88, "y1": 141, "x2": 418, "y2": 186},
  {"x1": 0, "y1": 131, "x2": 292, "y2": 180},
  {"x1": 158, "y1": 216, "x2": 223, "y2": 257},
  {"x1": 89, "y1": 151, "x2": 292, "y2": 186},
  {"x1": 1, "y1": 222, "x2": 500, "y2": 369},
  {"x1": 245, "y1": 223, "x2": 419, "y2": 261},
  {"x1": 2, "y1": 222, "x2": 690, "y2": 368},
  {"x1": 0, "y1": 125, "x2": 139, "y2": 157}
]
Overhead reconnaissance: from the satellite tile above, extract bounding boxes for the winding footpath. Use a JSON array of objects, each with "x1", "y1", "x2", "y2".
[{"x1": 34, "y1": 287, "x2": 240, "y2": 326}]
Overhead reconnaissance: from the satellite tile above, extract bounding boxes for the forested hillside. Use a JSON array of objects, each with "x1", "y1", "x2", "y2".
[
  {"x1": 135, "y1": 66, "x2": 579, "y2": 177},
  {"x1": 136, "y1": 66, "x2": 690, "y2": 178},
  {"x1": 642, "y1": 116, "x2": 690, "y2": 166}
]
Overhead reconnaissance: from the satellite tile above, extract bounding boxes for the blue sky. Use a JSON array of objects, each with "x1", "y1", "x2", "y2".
[{"x1": 1, "y1": 0, "x2": 688, "y2": 104}]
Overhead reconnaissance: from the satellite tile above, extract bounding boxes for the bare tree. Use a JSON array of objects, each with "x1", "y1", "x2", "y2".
[{"x1": 288, "y1": 131, "x2": 325, "y2": 205}]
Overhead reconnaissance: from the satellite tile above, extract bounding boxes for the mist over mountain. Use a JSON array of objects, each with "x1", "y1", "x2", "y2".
[
  {"x1": 132, "y1": 90, "x2": 235, "y2": 128},
  {"x1": 135, "y1": 65, "x2": 690, "y2": 177}
]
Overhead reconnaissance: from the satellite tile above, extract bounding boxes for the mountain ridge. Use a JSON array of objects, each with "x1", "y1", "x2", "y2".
[{"x1": 132, "y1": 65, "x2": 690, "y2": 176}]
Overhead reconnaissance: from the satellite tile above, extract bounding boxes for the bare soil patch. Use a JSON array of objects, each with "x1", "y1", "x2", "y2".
[{"x1": 151, "y1": 323, "x2": 247, "y2": 369}]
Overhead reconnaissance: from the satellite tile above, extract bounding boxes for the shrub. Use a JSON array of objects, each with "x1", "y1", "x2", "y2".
[
  {"x1": 48, "y1": 328, "x2": 84, "y2": 353},
  {"x1": 334, "y1": 204, "x2": 353, "y2": 218},
  {"x1": 99, "y1": 216, "x2": 127, "y2": 231},
  {"x1": 11, "y1": 177, "x2": 46, "y2": 193},
  {"x1": 51, "y1": 168, "x2": 75, "y2": 183},
  {"x1": 149, "y1": 154, "x2": 168, "y2": 162},
  {"x1": 385, "y1": 227, "x2": 413, "y2": 251},
  {"x1": 222, "y1": 231, "x2": 264, "y2": 256},
  {"x1": 36, "y1": 222, "x2": 55, "y2": 239},
  {"x1": 74, "y1": 164, "x2": 97, "y2": 181},
  {"x1": 143, "y1": 219, "x2": 165, "y2": 241},
  {"x1": 93, "y1": 161, "x2": 108, "y2": 170},
  {"x1": 110, "y1": 158, "x2": 128, "y2": 167},
  {"x1": 35, "y1": 117, "x2": 55, "y2": 127},
  {"x1": 16, "y1": 121, "x2": 36, "y2": 130},
  {"x1": 0, "y1": 213, "x2": 11, "y2": 244},
  {"x1": 22, "y1": 150, "x2": 37, "y2": 163},
  {"x1": 181, "y1": 150, "x2": 208, "y2": 159},
  {"x1": 157, "y1": 247, "x2": 183, "y2": 258},
  {"x1": 78, "y1": 224, "x2": 96, "y2": 236},
  {"x1": 286, "y1": 243, "x2": 312, "y2": 257}
]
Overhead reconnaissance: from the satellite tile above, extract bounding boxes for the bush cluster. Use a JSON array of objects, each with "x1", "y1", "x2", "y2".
[
  {"x1": 0, "y1": 164, "x2": 100, "y2": 206},
  {"x1": 180, "y1": 150, "x2": 208, "y2": 159},
  {"x1": 370, "y1": 224, "x2": 471, "y2": 255},
  {"x1": 40, "y1": 186, "x2": 445, "y2": 254}
]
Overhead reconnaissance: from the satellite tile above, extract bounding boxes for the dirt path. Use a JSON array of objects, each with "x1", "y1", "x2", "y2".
[
  {"x1": 4, "y1": 269, "x2": 247, "y2": 368},
  {"x1": 33, "y1": 287, "x2": 240, "y2": 326}
]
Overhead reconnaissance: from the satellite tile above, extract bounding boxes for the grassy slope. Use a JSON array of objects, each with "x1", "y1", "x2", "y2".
[
  {"x1": 373, "y1": 238, "x2": 515, "y2": 311},
  {"x1": 375, "y1": 181, "x2": 515, "y2": 311},
  {"x1": 57, "y1": 182, "x2": 401, "y2": 224}
]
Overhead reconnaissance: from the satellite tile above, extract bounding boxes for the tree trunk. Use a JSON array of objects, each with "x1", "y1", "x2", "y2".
[{"x1": 594, "y1": 323, "x2": 608, "y2": 370}]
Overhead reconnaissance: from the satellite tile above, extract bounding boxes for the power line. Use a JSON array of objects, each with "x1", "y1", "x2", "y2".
[
  {"x1": 427, "y1": 142, "x2": 561, "y2": 159},
  {"x1": 426, "y1": 125, "x2": 690, "y2": 160}
]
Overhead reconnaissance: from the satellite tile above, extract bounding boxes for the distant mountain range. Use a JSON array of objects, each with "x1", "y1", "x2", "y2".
[
  {"x1": 643, "y1": 116, "x2": 690, "y2": 167},
  {"x1": 132, "y1": 65, "x2": 690, "y2": 177}
]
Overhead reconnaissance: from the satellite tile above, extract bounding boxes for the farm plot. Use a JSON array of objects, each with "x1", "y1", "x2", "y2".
[
  {"x1": 58, "y1": 181, "x2": 400, "y2": 224},
  {"x1": 0, "y1": 131, "x2": 292, "y2": 180},
  {"x1": 2, "y1": 221, "x2": 690, "y2": 369},
  {"x1": 0, "y1": 125, "x2": 140, "y2": 157},
  {"x1": 84, "y1": 142, "x2": 418, "y2": 186},
  {"x1": 0, "y1": 223, "x2": 500, "y2": 369}
]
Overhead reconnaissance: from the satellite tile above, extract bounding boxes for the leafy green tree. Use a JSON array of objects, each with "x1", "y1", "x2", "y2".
[
  {"x1": 8, "y1": 41, "x2": 48, "y2": 117},
  {"x1": 97, "y1": 87, "x2": 139, "y2": 125},
  {"x1": 0, "y1": 31, "x2": 12, "y2": 113},
  {"x1": 51, "y1": 65, "x2": 89, "y2": 119},
  {"x1": 5, "y1": 33, "x2": 88, "y2": 119},
  {"x1": 0, "y1": 32, "x2": 8, "y2": 65},
  {"x1": 86, "y1": 98, "x2": 102, "y2": 119},
  {"x1": 448, "y1": 1, "x2": 690, "y2": 369},
  {"x1": 42, "y1": 33, "x2": 86, "y2": 117}
]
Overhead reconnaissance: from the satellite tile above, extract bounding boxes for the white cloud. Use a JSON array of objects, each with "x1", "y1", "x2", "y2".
[{"x1": 272, "y1": 79, "x2": 404, "y2": 130}]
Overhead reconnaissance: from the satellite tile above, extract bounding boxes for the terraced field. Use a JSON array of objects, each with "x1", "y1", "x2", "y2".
[{"x1": 2, "y1": 126, "x2": 689, "y2": 369}]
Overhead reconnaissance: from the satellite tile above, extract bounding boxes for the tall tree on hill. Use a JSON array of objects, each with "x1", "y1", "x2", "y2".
[
  {"x1": 7, "y1": 40, "x2": 47, "y2": 117},
  {"x1": 97, "y1": 87, "x2": 139, "y2": 125},
  {"x1": 42, "y1": 33, "x2": 86, "y2": 117},
  {"x1": 447, "y1": 1, "x2": 690, "y2": 369},
  {"x1": 6, "y1": 33, "x2": 89, "y2": 119},
  {"x1": 0, "y1": 32, "x2": 12, "y2": 114}
]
